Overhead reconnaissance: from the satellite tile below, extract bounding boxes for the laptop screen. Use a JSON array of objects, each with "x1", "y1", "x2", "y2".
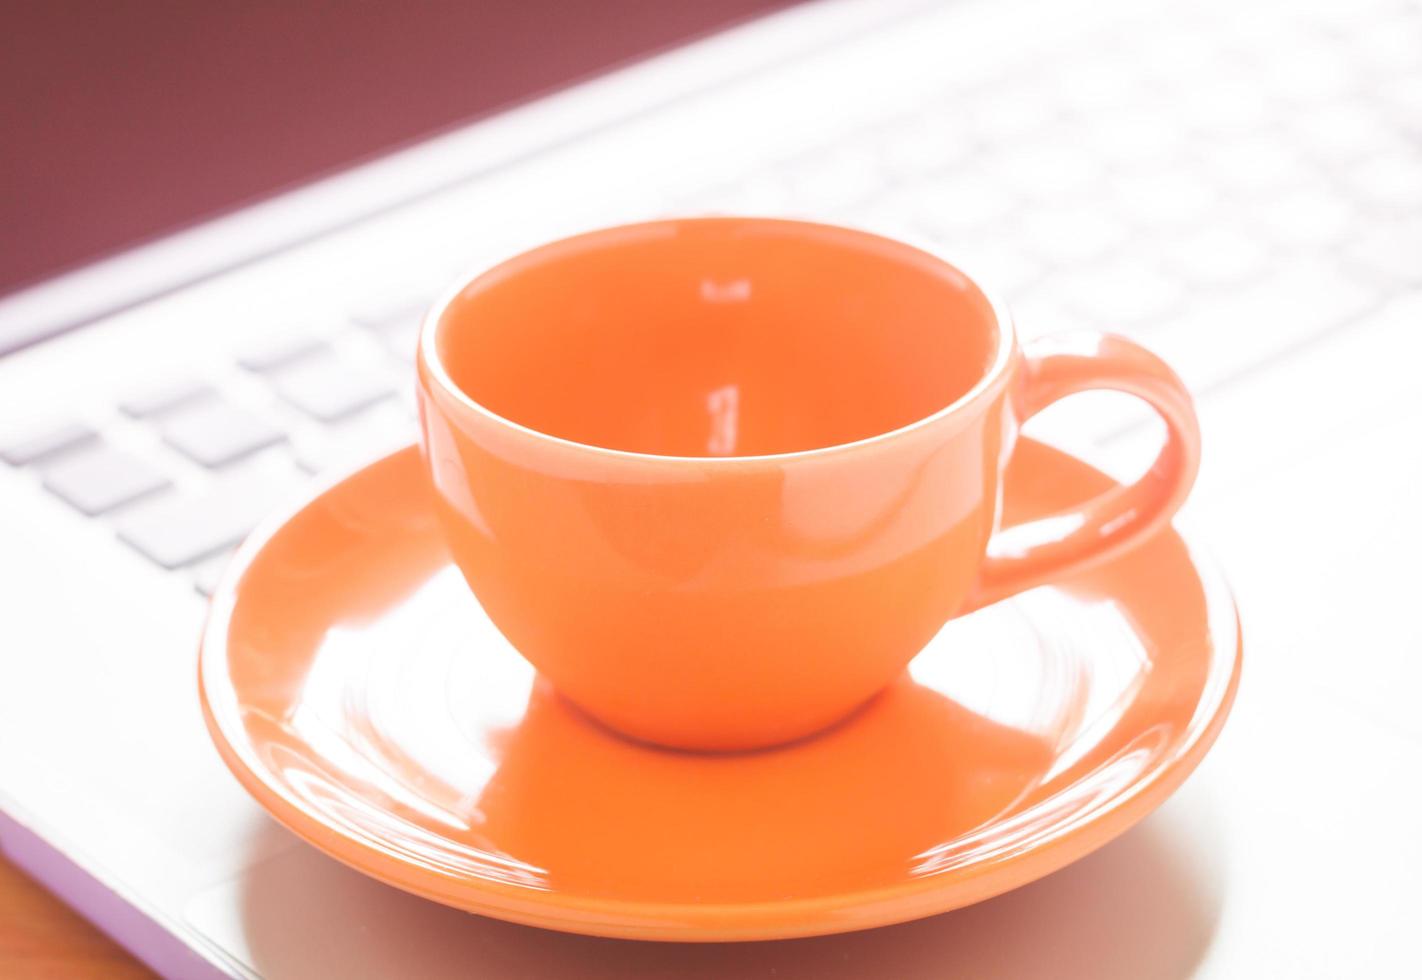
[{"x1": 0, "y1": 0, "x2": 793, "y2": 298}]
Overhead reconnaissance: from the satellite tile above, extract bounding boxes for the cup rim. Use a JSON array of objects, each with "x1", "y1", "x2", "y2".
[{"x1": 417, "y1": 216, "x2": 1017, "y2": 464}]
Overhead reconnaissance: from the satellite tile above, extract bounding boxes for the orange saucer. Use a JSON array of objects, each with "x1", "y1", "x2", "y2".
[{"x1": 199, "y1": 440, "x2": 1240, "y2": 942}]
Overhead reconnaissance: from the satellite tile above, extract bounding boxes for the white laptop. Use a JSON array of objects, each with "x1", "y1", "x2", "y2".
[{"x1": 3, "y1": 0, "x2": 1421, "y2": 976}]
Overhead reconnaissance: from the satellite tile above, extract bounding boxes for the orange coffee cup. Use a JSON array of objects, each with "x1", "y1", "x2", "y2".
[{"x1": 417, "y1": 217, "x2": 1200, "y2": 751}]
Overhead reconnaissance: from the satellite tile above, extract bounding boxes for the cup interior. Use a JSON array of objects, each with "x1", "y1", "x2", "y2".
[{"x1": 433, "y1": 219, "x2": 1001, "y2": 458}]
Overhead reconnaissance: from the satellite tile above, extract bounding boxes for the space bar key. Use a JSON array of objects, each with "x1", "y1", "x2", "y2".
[{"x1": 116, "y1": 472, "x2": 295, "y2": 570}]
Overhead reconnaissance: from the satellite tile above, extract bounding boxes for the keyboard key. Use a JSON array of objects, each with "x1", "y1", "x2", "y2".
[
  {"x1": 1303, "y1": 0, "x2": 1397, "y2": 33},
  {"x1": 1054, "y1": 259, "x2": 1185, "y2": 328},
  {"x1": 846, "y1": 191, "x2": 921, "y2": 238},
  {"x1": 1289, "y1": 101, "x2": 1401, "y2": 165},
  {"x1": 41, "y1": 443, "x2": 170, "y2": 516},
  {"x1": 954, "y1": 240, "x2": 1044, "y2": 296},
  {"x1": 1349, "y1": 152, "x2": 1422, "y2": 211},
  {"x1": 1128, "y1": 26, "x2": 1229, "y2": 86},
  {"x1": 1146, "y1": 261, "x2": 1382, "y2": 391},
  {"x1": 161, "y1": 401, "x2": 286, "y2": 468},
  {"x1": 1005, "y1": 287, "x2": 1095, "y2": 340},
  {"x1": 1253, "y1": 190, "x2": 1359, "y2": 249},
  {"x1": 1200, "y1": 136, "x2": 1320, "y2": 198},
  {"x1": 373, "y1": 315, "x2": 423, "y2": 365},
  {"x1": 971, "y1": 85, "x2": 1060, "y2": 144},
  {"x1": 1379, "y1": 76, "x2": 1422, "y2": 133},
  {"x1": 192, "y1": 548, "x2": 237, "y2": 597},
  {"x1": 350, "y1": 293, "x2": 427, "y2": 330},
  {"x1": 236, "y1": 334, "x2": 328, "y2": 372},
  {"x1": 695, "y1": 173, "x2": 793, "y2": 216},
  {"x1": 1343, "y1": 221, "x2": 1422, "y2": 288},
  {"x1": 1171, "y1": 75, "x2": 1273, "y2": 136},
  {"x1": 1349, "y1": 19, "x2": 1422, "y2": 78},
  {"x1": 784, "y1": 146, "x2": 883, "y2": 212},
  {"x1": 272, "y1": 359, "x2": 396, "y2": 423},
  {"x1": 991, "y1": 140, "x2": 1100, "y2": 200},
  {"x1": 1019, "y1": 204, "x2": 1130, "y2": 267},
  {"x1": 1110, "y1": 170, "x2": 1217, "y2": 235},
  {"x1": 1076, "y1": 110, "x2": 1186, "y2": 171},
  {"x1": 116, "y1": 467, "x2": 296, "y2": 569},
  {"x1": 292, "y1": 401, "x2": 414, "y2": 475},
  {"x1": 877, "y1": 112, "x2": 976, "y2": 180},
  {"x1": 1053, "y1": 61, "x2": 1144, "y2": 113},
  {"x1": 118, "y1": 381, "x2": 215, "y2": 418},
  {"x1": 1163, "y1": 224, "x2": 1272, "y2": 289},
  {"x1": 1256, "y1": 42, "x2": 1359, "y2": 103},
  {"x1": 911, "y1": 175, "x2": 1018, "y2": 237},
  {"x1": 0, "y1": 422, "x2": 97, "y2": 466}
]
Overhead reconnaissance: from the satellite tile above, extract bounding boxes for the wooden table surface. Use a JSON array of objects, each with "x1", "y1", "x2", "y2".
[{"x1": 0, "y1": 852, "x2": 152, "y2": 978}]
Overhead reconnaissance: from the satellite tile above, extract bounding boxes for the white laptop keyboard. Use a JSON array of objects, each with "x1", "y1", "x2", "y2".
[{"x1": 2, "y1": 0, "x2": 1419, "y2": 599}]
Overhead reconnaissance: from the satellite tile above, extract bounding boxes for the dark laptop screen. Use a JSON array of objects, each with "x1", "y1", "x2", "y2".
[{"x1": 0, "y1": 1, "x2": 794, "y2": 298}]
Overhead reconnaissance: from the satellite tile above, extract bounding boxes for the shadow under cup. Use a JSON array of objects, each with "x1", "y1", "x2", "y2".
[{"x1": 417, "y1": 218, "x2": 1016, "y2": 751}]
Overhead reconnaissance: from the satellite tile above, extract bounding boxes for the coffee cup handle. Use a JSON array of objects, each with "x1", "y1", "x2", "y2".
[{"x1": 965, "y1": 332, "x2": 1201, "y2": 611}]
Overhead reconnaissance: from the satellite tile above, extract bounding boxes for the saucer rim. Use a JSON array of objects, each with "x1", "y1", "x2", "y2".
[{"x1": 198, "y1": 442, "x2": 1242, "y2": 942}]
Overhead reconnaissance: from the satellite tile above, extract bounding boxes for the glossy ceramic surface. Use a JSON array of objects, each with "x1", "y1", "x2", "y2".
[
  {"x1": 199, "y1": 440, "x2": 1240, "y2": 942},
  {"x1": 417, "y1": 218, "x2": 1202, "y2": 749}
]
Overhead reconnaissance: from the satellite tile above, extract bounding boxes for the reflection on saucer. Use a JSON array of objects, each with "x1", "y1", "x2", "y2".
[{"x1": 210, "y1": 805, "x2": 1221, "y2": 980}]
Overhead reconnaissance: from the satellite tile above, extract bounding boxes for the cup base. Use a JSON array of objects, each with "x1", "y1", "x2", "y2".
[{"x1": 553, "y1": 681, "x2": 894, "y2": 755}]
